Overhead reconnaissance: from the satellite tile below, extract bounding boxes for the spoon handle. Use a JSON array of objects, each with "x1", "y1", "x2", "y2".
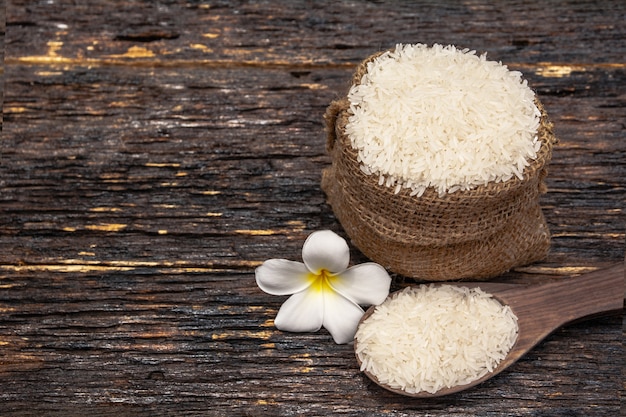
[
  {"x1": 536, "y1": 262, "x2": 623, "y2": 327},
  {"x1": 503, "y1": 262, "x2": 624, "y2": 342}
]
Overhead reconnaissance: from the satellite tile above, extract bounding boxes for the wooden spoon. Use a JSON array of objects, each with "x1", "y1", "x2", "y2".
[{"x1": 355, "y1": 262, "x2": 624, "y2": 397}]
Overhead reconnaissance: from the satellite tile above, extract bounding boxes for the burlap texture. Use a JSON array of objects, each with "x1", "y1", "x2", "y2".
[{"x1": 321, "y1": 52, "x2": 557, "y2": 280}]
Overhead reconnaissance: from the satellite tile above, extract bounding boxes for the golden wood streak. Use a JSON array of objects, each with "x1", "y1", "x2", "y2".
[
  {"x1": 7, "y1": 54, "x2": 625, "y2": 72},
  {"x1": 5, "y1": 55, "x2": 355, "y2": 70},
  {"x1": 0, "y1": 259, "x2": 263, "y2": 273}
]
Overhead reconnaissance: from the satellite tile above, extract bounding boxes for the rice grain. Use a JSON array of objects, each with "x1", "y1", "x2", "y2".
[
  {"x1": 355, "y1": 285, "x2": 519, "y2": 395},
  {"x1": 345, "y1": 43, "x2": 540, "y2": 197}
]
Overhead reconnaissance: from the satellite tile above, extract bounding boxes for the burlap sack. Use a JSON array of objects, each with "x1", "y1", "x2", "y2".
[{"x1": 321, "y1": 52, "x2": 557, "y2": 280}]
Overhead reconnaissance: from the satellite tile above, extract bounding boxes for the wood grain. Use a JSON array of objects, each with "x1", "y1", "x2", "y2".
[{"x1": 1, "y1": 0, "x2": 624, "y2": 415}]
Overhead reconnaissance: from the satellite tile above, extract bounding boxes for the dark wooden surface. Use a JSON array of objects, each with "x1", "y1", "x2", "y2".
[{"x1": 1, "y1": 1, "x2": 624, "y2": 416}]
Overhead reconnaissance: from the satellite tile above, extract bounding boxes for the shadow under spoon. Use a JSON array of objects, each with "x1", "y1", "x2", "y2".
[{"x1": 355, "y1": 262, "x2": 624, "y2": 397}]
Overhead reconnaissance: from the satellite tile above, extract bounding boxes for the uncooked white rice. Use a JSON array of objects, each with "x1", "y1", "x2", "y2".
[
  {"x1": 355, "y1": 285, "x2": 518, "y2": 395},
  {"x1": 346, "y1": 43, "x2": 541, "y2": 197}
]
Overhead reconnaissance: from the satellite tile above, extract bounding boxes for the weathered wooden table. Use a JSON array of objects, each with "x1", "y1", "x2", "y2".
[{"x1": 1, "y1": 1, "x2": 624, "y2": 415}]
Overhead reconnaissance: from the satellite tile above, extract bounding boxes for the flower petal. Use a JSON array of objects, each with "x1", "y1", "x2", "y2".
[
  {"x1": 329, "y1": 263, "x2": 391, "y2": 306},
  {"x1": 274, "y1": 289, "x2": 323, "y2": 333},
  {"x1": 255, "y1": 259, "x2": 311, "y2": 296},
  {"x1": 302, "y1": 230, "x2": 350, "y2": 274},
  {"x1": 322, "y1": 290, "x2": 365, "y2": 344}
]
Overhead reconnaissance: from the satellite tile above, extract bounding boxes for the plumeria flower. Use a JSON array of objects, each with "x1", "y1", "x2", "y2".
[{"x1": 255, "y1": 230, "x2": 391, "y2": 344}]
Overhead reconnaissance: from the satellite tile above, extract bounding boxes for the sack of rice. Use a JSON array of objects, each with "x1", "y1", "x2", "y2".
[{"x1": 321, "y1": 44, "x2": 557, "y2": 280}]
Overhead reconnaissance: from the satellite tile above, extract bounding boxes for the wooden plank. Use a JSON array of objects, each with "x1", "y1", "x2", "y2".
[
  {"x1": 1, "y1": 0, "x2": 624, "y2": 415},
  {"x1": 2, "y1": 64, "x2": 623, "y2": 270},
  {"x1": 0, "y1": 64, "x2": 339, "y2": 272},
  {"x1": 5, "y1": 0, "x2": 626, "y2": 65},
  {"x1": 0, "y1": 269, "x2": 622, "y2": 415}
]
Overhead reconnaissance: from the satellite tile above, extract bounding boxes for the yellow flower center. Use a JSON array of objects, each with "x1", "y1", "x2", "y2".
[{"x1": 308, "y1": 269, "x2": 336, "y2": 293}]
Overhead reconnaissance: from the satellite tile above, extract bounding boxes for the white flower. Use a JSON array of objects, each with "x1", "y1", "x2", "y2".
[{"x1": 255, "y1": 230, "x2": 391, "y2": 344}]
